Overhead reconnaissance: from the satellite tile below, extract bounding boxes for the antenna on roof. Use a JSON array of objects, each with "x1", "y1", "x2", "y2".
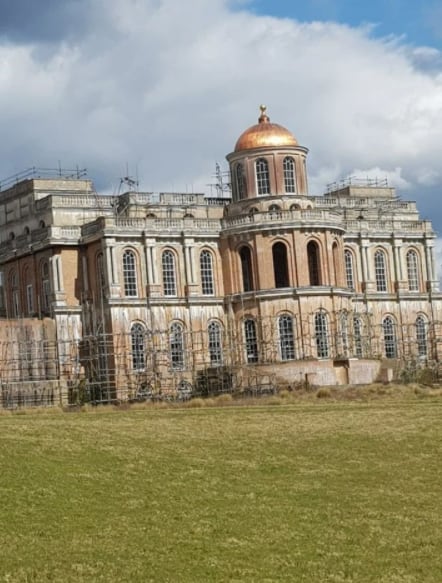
[{"x1": 207, "y1": 162, "x2": 231, "y2": 198}]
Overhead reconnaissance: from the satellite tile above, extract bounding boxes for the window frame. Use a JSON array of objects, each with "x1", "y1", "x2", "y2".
[
  {"x1": 162, "y1": 250, "x2": 177, "y2": 297},
  {"x1": 374, "y1": 250, "x2": 387, "y2": 292},
  {"x1": 415, "y1": 315, "x2": 428, "y2": 358},
  {"x1": 383, "y1": 316, "x2": 397, "y2": 358},
  {"x1": 283, "y1": 156, "x2": 296, "y2": 193},
  {"x1": 208, "y1": 321, "x2": 223, "y2": 365},
  {"x1": 314, "y1": 311, "x2": 329, "y2": 358},
  {"x1": 123, "y1": 249, "x2": 138, "y2": 297},
  {"x1": 344, "y1": 249, "x2": 355, "y2": 289},
  {"x1": 170, "y1": 321, "x2": 185, "y2": 370},
  {"x1": 200, "y1": 250, "x2": 215, "y2": 296},
  {"x1": 131, "y1": 322, "x2": 146, "y2": 371},
  {"x1": 255, "y1": 158, "x2": 270, "y2": 195},
  {"x1": 406, "y1": 250, "x2": 419, "y2": 292},
  {"x1": 244, "y1": 319, "x2": 259, "y2": 364},
  {"x1": 278, "y1": 314, "x2": 295, "y2": 361}
]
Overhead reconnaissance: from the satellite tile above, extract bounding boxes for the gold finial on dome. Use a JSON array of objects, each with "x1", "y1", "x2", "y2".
[{"x1": 259, "y1": 104, "x2": 270, "y2": 123}]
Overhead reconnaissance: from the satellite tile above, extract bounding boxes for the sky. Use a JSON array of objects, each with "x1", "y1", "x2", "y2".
[{"x1": 0, "y1": 0, "x2": 442, "y2": 239}]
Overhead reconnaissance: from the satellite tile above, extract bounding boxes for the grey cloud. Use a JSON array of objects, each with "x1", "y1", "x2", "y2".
[
  {"x1": 0, "y1": 0, "x2": 91, "y2": 43},
  {"x1": 0, "y1": 0, "x2": 442, "y2": 233}
]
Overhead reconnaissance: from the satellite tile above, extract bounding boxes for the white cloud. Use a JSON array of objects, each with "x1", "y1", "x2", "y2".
[{"x1": 0, "y1": 0, "x2": 442, "y2": 227}]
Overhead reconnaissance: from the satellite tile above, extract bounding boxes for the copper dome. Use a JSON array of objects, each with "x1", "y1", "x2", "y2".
[{"x1": 234, "y1": 105, "x2": 298, "y2": 152}]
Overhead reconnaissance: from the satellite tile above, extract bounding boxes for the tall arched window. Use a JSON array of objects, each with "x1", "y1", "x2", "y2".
[
  {"x1": 255, "y1": 158, "x2": 270, "y2": 195},
  {"x1": 273, "y1": 242, "x2": 289, "y2": 288},
  {"x1": 353, "y1": 316, "x2": 363, "y2": 358},
  {"x1": 170, "y1": 322, "x2": 185, "y2": 370},
  {"x1": 344, "y1": 250, "x2": 355, "y2": 289},
  {"x1": 10, "y1": 271, "x2": 19, "y2": 317},
  {"x1": 236, "y1": 163, "x2": 247, "y2": 200},
  {"x1": 283, "y1": 157, "x2": 296, "y2": 193},
  {"x1": 374, "y1": 250, "x2": 387, "y2": 292},
  {"x1": 416, "y1": 316, "x2": 428, "y2": 358},
  {"x1": 332, "y1": 242, "x2": 340, "y2": 286},
  {"x1": 239, "y1": 246, "x2": 254, "y2": 292},
  {"x1": 123, "y1": 250, "x2": 138, "y2": 297},
  {"x1": 162, "y1": 250, "x2": 177, "y2": 296},
  {"x1": 406, "y1": 250, "x2": 419, "y2": 292},
  {"x1": 383, "y1": 316, "x2": 397, "y2": 358},
  {"x1": 340, "y1": 312, "x2": 349, "y2": 357},
  {"x1": 41, "y1": 262, "x2": 50, "y2": 312},
  {"x1": 97, "y1": 253, "x2": 106, "y2": 289},
  {"x1": 279, "y1": 314, "x2": 295, "y2": 361},
  {"x1": 307, "y1": 241, "x2": 321, "y2": 286},
  {"x1": 131, "y1": 323, "x2": 146, "y2": 371},
  {"x1": 23, "y1": 267, "x2": 33, "y2": 316},
  {"x1": 315, "y1": 311, "x2": 329, "y2": 358},
  {"x1": 244, "y1": 319, "x2": 258, "y2": 363},
  {"x1": 200, "y1": 250, "x2": 214, "y2": 295},
  {"x1": 208, "y1": 321, "x2": 222, "y2": 365}
]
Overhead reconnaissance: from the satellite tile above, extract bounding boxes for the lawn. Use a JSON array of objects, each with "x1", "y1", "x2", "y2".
[{"x1": 0, "y1": 398, "x2": 441, "y2": 582}]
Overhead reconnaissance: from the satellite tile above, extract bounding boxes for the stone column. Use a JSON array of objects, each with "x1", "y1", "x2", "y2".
[
  {"x1": 103, "y1": 239, "x2": 120, "y2": 298},
  {"x1": 184, "y1": 238, "x2": 198, "y2": 296},
  {"x1": 144, "y1": 238, "x2": 161, "y2": 296}
]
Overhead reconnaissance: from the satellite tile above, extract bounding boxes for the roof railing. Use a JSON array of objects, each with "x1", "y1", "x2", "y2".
[{"x1": 0, "y1": 167, "x2": 88, "y2": 191}]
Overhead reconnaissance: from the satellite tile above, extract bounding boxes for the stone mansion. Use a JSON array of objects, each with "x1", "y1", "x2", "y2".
[{"x1": 0, "y1": 105, "x2": 441, "y2": 404}]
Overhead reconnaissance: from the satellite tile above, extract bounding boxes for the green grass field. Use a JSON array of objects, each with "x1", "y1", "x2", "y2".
[{"x1": 0, "y1": 397, "x2": 441, "y2": 582}]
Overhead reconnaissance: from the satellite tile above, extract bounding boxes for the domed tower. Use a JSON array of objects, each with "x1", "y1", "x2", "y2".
[
  {"x1": 220, "y1": 107, "x2": 352, "y2": 371},
  {"x1": 226, "y1": 105, "x2": 309, "y2": 206}
]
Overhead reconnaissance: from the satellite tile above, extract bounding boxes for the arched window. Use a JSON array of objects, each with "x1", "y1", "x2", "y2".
[
  {"x1": 383, "y1": 316, "x2": 397, "y2": 358},
  {"x1": 283, "y1": 157, "x2": 296, "y2": 193},
  {"x1": 208, "y1": 321, "x2": 222, "y2": 365},
  {"x1": 236, "y1": 163, "x2": 247, "y2": 200},
  {"x1": 239, "y1": 246, "x2": 254, "y2": 292},
  {"x1": 307, "y1": 241, "x2": 321, "y2": 286},
  {"x1": 23, "y1": 267, "x2": 33, "y2": 316},
  {"x1": 279, "y1": 314, "x2": 295, "y2": 361},
  {"x1": 406, "y1": 250, "x2": 419, "y2": 292},
  {"x1": 123, "y1": 250, "x2": 138, "y2": 297},
  {"x1": 200, "y1": 250, "x2": 214, "y2": 295},
  {"x1": 374, "y1": 250, "x2": 387, "y2": 292},
  {"x1": 290, "y1": 204, "x2": 301, "y2": 211},
  {"x1": 273, "y1": 242, "x2": 289, "y2": 288},
  {"x1": 340, "y1": 312, "x2": 349, "y2": 357},
  {"x1": 332, "y1": 242, "x2": 340, "y2": 286},
  {"x1": 10, "y1": 271, "x2": 19, "y2": 317},
  {"x1": 244, "y1": 319, "x2": 258, "y2": 363},
  {"x1": 131, "y1": 322, "x2": 146, "y2": 371},
  {"x1": 41, "y1": 262, "x2": 50, "y2": 312},
  {"x1": 97, "y1": 252, "x2": 106, "y2": 286},
  {"x1": 344, "y1": 250, "x2": 355, "y2": 289},
  {"x1": 255, "y1": 158, "x2": 270, "y2": 195},
  {"x1": 416, "y1": 316, "x2": 428, "y2": 358},
  {"x1": 353, "y1": 316, "x2": 363, "y2": 358},
  {"x1": 315, "y1": 311, "x2": 329, "y2": 358},
  {"x1": 170, "y1": 322, "x2": 185, "y2": 370},
  {"x1": 162, "y1": 250, "x2": 177, "y2": 296}
]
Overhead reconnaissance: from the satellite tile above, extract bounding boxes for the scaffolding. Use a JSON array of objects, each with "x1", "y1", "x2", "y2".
[{"x1": 0, "y1": 310, "x2": 441, "y2": 409}]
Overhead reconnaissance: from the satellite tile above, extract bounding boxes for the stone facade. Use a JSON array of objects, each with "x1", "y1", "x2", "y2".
[{"x1": 0, "y1": 107, "x2": 441, "y2": 404}]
